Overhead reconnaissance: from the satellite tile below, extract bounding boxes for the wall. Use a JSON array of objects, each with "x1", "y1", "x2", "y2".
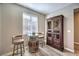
[
  {"x1": 0, "y1": 3, "x2": 45, "y2": 55},
  {"x1": 47, "y1": 3, "x2": 79, "y2": 52},
  {"x1": 0, "y1": 4, "x2": 2, "y2": 55}
]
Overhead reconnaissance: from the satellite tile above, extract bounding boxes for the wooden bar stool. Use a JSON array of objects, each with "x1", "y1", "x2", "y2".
[{"x1": 12, "y1": 35, "x2": 25, "y2": 56}]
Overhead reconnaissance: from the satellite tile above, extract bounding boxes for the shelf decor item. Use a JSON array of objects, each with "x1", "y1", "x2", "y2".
[{"x1": 47, "y1": 15, "x2": 64, "y2": 51}]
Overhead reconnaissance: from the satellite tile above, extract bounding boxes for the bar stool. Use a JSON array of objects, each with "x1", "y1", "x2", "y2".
[{"x1": 12, "y1": 35, "x2": 25, "y2": 56}]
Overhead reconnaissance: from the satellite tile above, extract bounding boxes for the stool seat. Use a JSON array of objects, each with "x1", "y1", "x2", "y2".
[
  {"x1": 12, "y1": 35, "x2": 25, "y2": 56},
  {"x1": 13, "y1": 39, "x2": 24, "y2": 44}
]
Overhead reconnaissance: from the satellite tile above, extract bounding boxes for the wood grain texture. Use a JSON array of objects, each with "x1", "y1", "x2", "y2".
[{"x1": 47, "y1": 15, "x2": 64, "y2": 51}]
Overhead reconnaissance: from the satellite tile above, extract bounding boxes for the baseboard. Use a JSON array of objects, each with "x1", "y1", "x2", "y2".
[{"x1": 64, "y1": 48, "x2": 74, "y2": 53}]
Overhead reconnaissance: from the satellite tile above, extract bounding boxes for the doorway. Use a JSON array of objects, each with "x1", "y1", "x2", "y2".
[{"x1": 74, "y1": 8, "x2": 79, "y2": 55}]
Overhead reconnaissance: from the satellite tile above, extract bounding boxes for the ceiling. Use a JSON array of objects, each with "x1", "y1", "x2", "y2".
[{"x1": 19, "y1": 3, "x2": 71, "y2": 15}]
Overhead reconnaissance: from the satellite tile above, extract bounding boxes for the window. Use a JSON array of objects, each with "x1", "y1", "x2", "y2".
[{"x1": 23, "y1": 13, "x2": 38, "y2": 36}]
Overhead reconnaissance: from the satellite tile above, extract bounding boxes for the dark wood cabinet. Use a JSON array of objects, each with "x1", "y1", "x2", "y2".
[{"x1": 47, "y1": 15, "x2": 64, "y2": 51}]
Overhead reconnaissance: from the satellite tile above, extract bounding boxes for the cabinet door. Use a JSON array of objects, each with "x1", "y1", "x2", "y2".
[
  {"x1": 47, "y1": 37, "x2": 52, "y2": 45},
  {"x1": 47, "y1": 15, "x2": 64, "y2": 51},
  {"x1": 53, "y1": 34, "x2": 61, "y2": 49},
  {"x1": 52, "y1": 15, "x2": 64, "y2": 51}
]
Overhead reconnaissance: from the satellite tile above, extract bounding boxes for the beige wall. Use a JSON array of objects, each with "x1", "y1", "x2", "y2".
[
  {"x1": 0, "y1": 3, "x2": 45, "y2": 55},
  {"x1": 47, "y1": 3, "x2": 79, "y2": 52},
  {"x1": 0, "y1": 4, "x2": 2, "y2": 55}
]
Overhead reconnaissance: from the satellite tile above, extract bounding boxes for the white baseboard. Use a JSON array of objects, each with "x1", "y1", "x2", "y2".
[{"x1": 64, "y1": 48, "x2": 74, "y2": 53}]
